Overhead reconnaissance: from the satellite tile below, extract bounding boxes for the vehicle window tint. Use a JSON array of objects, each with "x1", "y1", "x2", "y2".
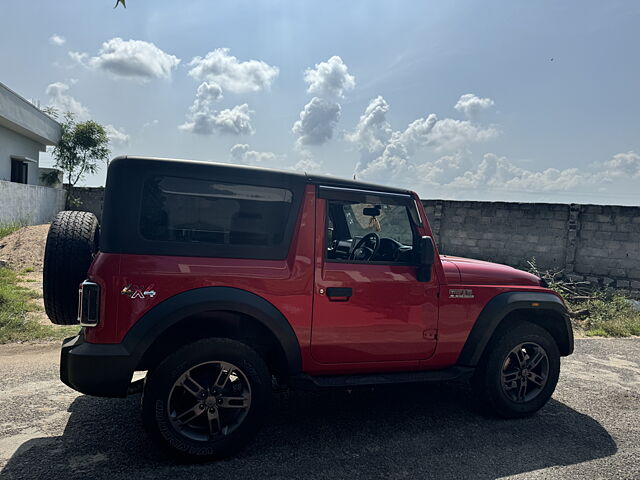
[{"x1": 140, "y1": 176, "x2": 293, "y2": 248}]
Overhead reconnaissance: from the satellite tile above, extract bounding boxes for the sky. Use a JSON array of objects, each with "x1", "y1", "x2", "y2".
[{"x1": 1, "y1": 0, "x2": 639, "y2": 205}]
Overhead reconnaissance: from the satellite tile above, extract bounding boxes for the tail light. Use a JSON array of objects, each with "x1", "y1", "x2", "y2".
[{"x1": 78, "y1": 280, "x2": 100, "y2": 326}]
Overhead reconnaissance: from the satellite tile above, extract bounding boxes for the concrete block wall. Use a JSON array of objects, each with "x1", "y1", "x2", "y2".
[
  {"x1": 574, "y1": 205, "x2": 640, "y2": 289},
  {"x1": 0, "y1": 180, "x2": 65, "y2": 225},
  {"x1": 423, "y1": 200, "x2": 640, "y2": 290},
  {"x1": 70, "y1": 187, "x2": 105, "y2": 222}
]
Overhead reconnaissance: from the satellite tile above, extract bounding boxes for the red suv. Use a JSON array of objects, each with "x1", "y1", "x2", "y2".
[{"x1": 43, "y1": 156, "x2": 573, "y2": 461}]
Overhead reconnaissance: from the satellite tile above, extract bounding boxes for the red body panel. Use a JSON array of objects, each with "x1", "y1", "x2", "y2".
[
  {"x1": 85, "y1": 184, "x2": 554, "y2": 375},
  {"x1": 310, "y1": 195, "x2": 438, "y2": 372},
  {"x1": 441, "y1": 256, "x2": 540, "y2": 286}
]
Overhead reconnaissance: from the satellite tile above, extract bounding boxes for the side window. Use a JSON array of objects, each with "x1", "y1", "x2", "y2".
[
  {"x1": 326, "y1": 200, "x2": 417, "y2": 264},
  {"x1": 140, "y1": 176, "x2": 293, "y2": 249},
  {"x1": 343, "y1": 203, "x2": 414, "y2": 245}
]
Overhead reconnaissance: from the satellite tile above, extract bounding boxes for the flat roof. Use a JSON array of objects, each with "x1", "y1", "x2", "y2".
[
  {"x1": 113, "y1": 155, "x2": 415, "y2": 196},
  {"x1": 0, "y1": 81, "x2": 61, "y2": 146}
]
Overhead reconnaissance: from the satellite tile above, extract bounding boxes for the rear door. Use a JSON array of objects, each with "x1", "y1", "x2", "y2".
[{"x1": 311, "y1": 186, "x2": 438, "y2": 364}]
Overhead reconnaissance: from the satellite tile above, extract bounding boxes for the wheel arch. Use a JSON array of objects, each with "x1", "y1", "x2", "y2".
[
  {"x1": 457, "y1": 291, "x2": 574, "y2": 367},
  {"x1": 123, "y1": 287, "x2": 302, "y2": 380}
]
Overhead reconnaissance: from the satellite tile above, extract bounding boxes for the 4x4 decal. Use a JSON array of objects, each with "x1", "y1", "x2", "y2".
[
  {"x1": 121, "y1": 284, "x2": 156, "y2": 299},
  {"x1": 449, "y1": 289, "x2": 474, "y2": 299}
]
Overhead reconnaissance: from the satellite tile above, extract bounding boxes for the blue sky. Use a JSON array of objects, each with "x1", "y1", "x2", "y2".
[{"x1": 2, "y1": 0, "x2": 639, "y2": 204}]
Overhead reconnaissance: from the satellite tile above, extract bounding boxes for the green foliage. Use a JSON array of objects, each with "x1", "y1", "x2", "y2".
[
  {"x1": 48, "y1": 111, "x2": 111, "y2": 206},
  {"x1": 0, "y1": 268, "x2": 78, "y2": 343},
  {"x1": 527, "y1": 259, "x2": 640, "y2": 337},
  {"x1": 0, "y1": 223, "x2": 24, "y2": 239},
  {"x1": 579, "y1": 294, "x2": 640, "y2": 337},
  {"x1": 40, "y1": 169, "x2": 61, "y2": 187}
]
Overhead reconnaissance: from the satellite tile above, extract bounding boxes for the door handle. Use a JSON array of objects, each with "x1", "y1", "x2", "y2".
[{"x1": 326, "y1": 287, "x2": 353, "y2": 301}]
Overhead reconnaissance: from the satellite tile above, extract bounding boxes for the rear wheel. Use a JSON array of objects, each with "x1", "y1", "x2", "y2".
[
  {"x1": 142, "y1": 338, "x2": 272, "y2": 461},
  {"x1": 472, "y1": 322, "x2": 560, "y2": 418}
]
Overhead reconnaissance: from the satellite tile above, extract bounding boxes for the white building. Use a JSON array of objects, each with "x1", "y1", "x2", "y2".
[{"x1": 0, "y1": 81, "x2": 65, "y2": 225}]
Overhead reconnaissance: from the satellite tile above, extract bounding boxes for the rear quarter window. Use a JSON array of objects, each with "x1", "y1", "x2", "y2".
[{"x1": 140, "y1": 176, "x2": 293, "y2": 250}]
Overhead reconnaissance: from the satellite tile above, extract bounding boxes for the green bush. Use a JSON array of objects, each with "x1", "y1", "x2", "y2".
[
  {"x1": 527, "y1": 259, "x2": 640, "y2": 337},
  {"x1": 580, "y1": 294, "x2": 640, "y2": 337}
]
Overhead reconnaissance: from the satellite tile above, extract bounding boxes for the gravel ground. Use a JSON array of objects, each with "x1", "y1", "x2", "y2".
[{"x1": 0, "y1": 338, "x2": 638, "y2": 480}]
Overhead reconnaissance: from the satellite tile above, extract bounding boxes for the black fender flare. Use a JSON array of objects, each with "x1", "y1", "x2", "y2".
[
  {"x1": 121, "y1": 286, "x2": 302, "y2": 375},
  {"x1": 457, "y1": 291, "x2": 573, "y2": 367}
]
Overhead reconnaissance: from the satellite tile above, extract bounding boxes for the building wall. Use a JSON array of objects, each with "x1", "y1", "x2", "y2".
[
  {"x1": 0, "y1": 81, "x2": 61, "y2": 146},
  {"x1": 0, "y1": 124, "x2": 43, "y2": 184},
  {"x1": 0, "y1": 180, "x2": 65, "y2": 225},
  {"x1": 423, "y1": 200, "x2": 640, "y2": 289}
]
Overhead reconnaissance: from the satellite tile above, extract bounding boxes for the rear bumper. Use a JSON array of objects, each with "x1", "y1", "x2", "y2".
[{"x1": 60, "y1": 333, "x2": 135, "y2": 398}]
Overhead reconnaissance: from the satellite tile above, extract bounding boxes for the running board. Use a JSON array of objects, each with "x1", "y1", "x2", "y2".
[{"x1": 290, "y1": 366, "x2": 473, "y2": 390}]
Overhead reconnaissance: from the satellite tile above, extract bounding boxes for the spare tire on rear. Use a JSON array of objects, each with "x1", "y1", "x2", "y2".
[{"x1": 43, "y1": 211, "x2": 99, "y2": 325}]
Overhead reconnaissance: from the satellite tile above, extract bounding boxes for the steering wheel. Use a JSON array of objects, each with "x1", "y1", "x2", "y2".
[{"x1": 349, "y1": 232, "x2": 381, "y2": 261}]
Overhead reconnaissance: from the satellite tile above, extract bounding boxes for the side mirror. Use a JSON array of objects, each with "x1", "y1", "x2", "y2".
[{"x1": 417, "y1": 236, "x2": 435, "y2": 282}]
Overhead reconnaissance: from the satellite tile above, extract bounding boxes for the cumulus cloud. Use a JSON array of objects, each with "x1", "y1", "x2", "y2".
[
  {"x1": 49, "y1": 34, "x2": 66, "y2": 46},
  {"x1": 291, "y1": 156, "x2": 322, "y2": 173},
  {"x1": 105, "y1": 124, "x2": 129, "y2": 146},
  {"x1": 45, "y1": 82, "x2": 90, "y2": 120},
  {"x1": 190, "y1": 82, "x2": 223, "y2": 112},
  {"x1": 428, "y1": 118, "x2": 498, "y2": 151},
  {"x1": 292, "y1": 97, "x2": 341, "y2": 147},
  {"x1": 346, "y1": 96, "x2": 633, "y2": 199},
  {"x1": 446, "y1": 153, "x2": 589, "y2": 192},
  {"x1": 230, "y1": 144, "x2": 282, "y2": 165},
  {"x1": 441, "y1": 151, "x2": 640, "y2": 195},
  {"x1": 603, "y1": 151, "x2": 640, "y2": 178},
  {"x1": 180, "y1": 81, "x2": 252, "y2": 135},
  {"x1": 304, "y1": 55, "x2": 355, "y2": 98},
  {"x1": 346, "y1": 96, "x2": 393, "y2": 155},
  {"x1": 454, "y1": 93, "x2": 495, "y2": 118},
  {"x1": 188, "y1": 48, "x2": 279, "y2": 93},
  {"x1": 180, "y1": 103, "x2": 254, "y2": 136},
  {"x1": 70, "y1": 38, "x2": 180, "y2": 82},
  {"x1": 349, "y1": 95, "x2": 497, "y2": 182}
]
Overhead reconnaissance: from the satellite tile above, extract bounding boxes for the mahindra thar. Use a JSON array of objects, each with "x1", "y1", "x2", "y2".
[{"x1": 43, "y1": 156, "x2": 573, "y2": 460}]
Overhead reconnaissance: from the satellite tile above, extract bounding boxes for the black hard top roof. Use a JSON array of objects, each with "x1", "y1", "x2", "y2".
[{"x1": 109, "y1": 155, "x2": 414, "y2": 196}]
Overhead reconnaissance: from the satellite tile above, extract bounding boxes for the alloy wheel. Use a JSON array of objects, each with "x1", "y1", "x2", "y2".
[
  {"x1": 500, "y1": 342, "x2": 549, "y2": 403},
  {"x1": 167, "y1": 361, "x2": 252, "y2": 441}
]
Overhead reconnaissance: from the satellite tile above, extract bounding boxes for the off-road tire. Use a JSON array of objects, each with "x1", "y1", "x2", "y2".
[
  {"x1": 43, "y1": 211, "x2": 99, "y2": 325},
  {"x1": 471, "y1": 321, "x2": 560, "y2": 418},
  {"x1": 142, "y1": 338, "x2": 272, "y2": 462}
]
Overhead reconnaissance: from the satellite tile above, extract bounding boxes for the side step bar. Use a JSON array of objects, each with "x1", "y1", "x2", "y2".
[{"x1": 290, "y1": 366, "x2": 473, "y2": 390}]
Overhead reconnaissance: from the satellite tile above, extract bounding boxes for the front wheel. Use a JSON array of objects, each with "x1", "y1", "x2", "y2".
[
  {"x1": 471, "y1": 322, "x2": 560, "y2": 418},
  {"x1": 142, "y1": 338, "x2": 272, "y2": 461}
]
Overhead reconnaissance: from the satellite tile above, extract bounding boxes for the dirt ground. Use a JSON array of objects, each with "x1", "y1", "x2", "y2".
[{"x1": 0, "y1": 225, "x2": 49, "y2": 273}]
